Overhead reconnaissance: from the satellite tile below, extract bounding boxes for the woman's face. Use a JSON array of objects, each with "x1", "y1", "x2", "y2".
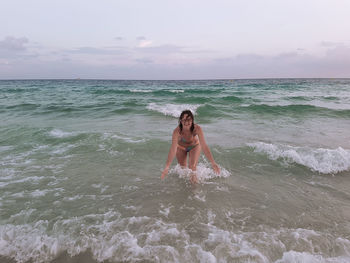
[{"x1": 181, "y1": 114, "x2": 193, "y2": 127}]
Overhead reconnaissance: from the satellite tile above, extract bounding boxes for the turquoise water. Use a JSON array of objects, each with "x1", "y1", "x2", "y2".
[{"x1": 1, "y1": 79, "x2": 350, "y2": 262}]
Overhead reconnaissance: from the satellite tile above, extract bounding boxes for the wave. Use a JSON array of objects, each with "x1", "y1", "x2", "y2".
[
  {"x1": 0, "y1": 87, "x2": 41, "y2": 93},
  {"x1": 241, "y1": 104, "x2": 350, "y2": 118},
  {"x1": 185, "y1": 88, "x2": 221, "y2": 95},
  {"x1": 129, "y1": 89, "x2": 153, "y2": 93},
  {"x1": 219, "y1": 95, "x2": 244, "y2": 103},
  {"x1": 168, "y1": 89, "x2": 184, "y2": 93},
  {"x1": 196, "y1": 104, "x2": 230, "y2": 118},
  {"x1": 5, "y1": 103, "x2": 40, "y2": 111},
  {"x1": 102, "y1": 132, "x2": 146, "y2": 144},
  {"x1": 173, "y1": 96, "x2": 212, "y2": 104},
  {"x1": 275, "y1": 250, "x2": 350, "y2": 263},
  {"x1": 0, "y1": 175, "x2": 48, "y2": 188},
  {"x1": 146, "y1": 103, "x2": 201, "y2": 117},
  {"x1": 89, "y1": 88, "x2": 186, "y2": 98},
  {"x1": 170, "y1": 163, "x2": 231, "y2": 182},
  {"x1": 89, "y1": 89, "x2": 130, "y2": 95},
  {"x1": 248, "y1": 142, "x2": 350, "y2": 174},
  {"x1": 49, "y1": 129, "x2": 76, "y2": 138},
  {"x1": 322, "y1": 96, "x2": 339, "y2": 101},
  {"x1": 1, "y1": 213, "x2": 349, "y2": 263},
  {"x1": 285, "y1": 96, "x2": 314, "y2": 102}
]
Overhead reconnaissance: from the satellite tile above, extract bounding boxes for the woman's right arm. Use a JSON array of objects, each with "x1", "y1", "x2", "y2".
[{"x1": 161, "y1": 128, "x2": 179, "y2": 180}]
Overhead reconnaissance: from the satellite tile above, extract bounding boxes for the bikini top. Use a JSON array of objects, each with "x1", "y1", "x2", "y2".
[{"x1": 179, "y1": 133, "x2": 198, "y2": 144}]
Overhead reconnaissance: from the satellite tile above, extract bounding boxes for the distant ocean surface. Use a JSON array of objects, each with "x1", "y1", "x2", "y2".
[{"x1": 1, "y1": 79, "x2": 350, "y2": 263}]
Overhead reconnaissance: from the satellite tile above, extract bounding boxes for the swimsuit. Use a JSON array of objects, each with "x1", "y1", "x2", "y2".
[{"x1": 178, "y1": 135, "x2": 199, "y2": 152}]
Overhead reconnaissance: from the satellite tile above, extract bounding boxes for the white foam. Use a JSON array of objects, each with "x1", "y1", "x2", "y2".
[
  {"x1": 215, "y1": 185, "x2": 229, "y2": 192},
  {"x1": 159, "y1": 204, "x2": 171, "y2": 217},
  {"x1": 248, "y1": 142, "x2": 350, "y2": 174},
  {"x1": 1, "y1": 213, "x2": 350, "y2": 263},
  {"x1": 203, "y1": 223, "x2": 269, "y2": 262},
  {"x1": 103, "y1": 132, "x2": 146, "y2": 143},
  {"x1": 275, "y1": 250, "x2": 350, "y2": 263},
  {"x1": 49, "y1": 129, "x2": 75, "y2": 138},
  {"x1": 145, "y1": 226, "x2": 181, "y2": 243},
  {"x1": 207, "y1": 210, "x2": 216, "y2": 225},
  {"x1": 92, "y1": 183, "x2": 109, "y2": 193},
  {"x1": 50, "y1": 144, "x2": 76, "y2": 155},
  {"x1": 146, "y1": 103, "x2": 201, "y2": 117},
  {"x1": 63, "y1": 195, "x2": 83, "y2": 201},
  {"x1": 9, "y1": 209, "x2": 37, "y2": 223},
  {"x1": 129, "y1": 89, "x2": 153, "y2": 93},
  {"x1": 168, "y1": 89, "x2": 184, "y2": 93},
  {"x1": 0, "y1": 221, "x2": 65, "y2": 263},
  {"x1": 122, "y1": 205, "x2": 141, "y2": 212},
  {"x1": 0, "y1": 145, "x2": 71, "y2": 176},
  {"x1": 183, "y1": 244, "x2": 216, "y2": 263},
  {"x1": 193, "y1": 190, "x2": 206, "y2": 202},
  {"x1": 170, "y1": 162, "x2": 230, "y2": 183},
  {"x1": 120, "y1": 185, "x2": 139, "y2": 191},
  {"x1": 0, "y1": 176, "x2": 45, "y2": 188},
  {"x1": 29, "y1": 189, "x2": 51, "y2": 197}
]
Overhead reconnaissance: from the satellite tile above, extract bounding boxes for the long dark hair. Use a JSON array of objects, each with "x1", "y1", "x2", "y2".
[{"x1": 178, "y1": 110, "x2": 195, "y2": 133}]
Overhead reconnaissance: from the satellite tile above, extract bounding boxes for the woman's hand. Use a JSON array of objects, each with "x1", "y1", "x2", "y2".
[
  {"x1": 211, "y1": 162, "x2": 220, "y2": 175},
  {"x1": 161, "y1": 167, "x2": 169, "y2": 180}
]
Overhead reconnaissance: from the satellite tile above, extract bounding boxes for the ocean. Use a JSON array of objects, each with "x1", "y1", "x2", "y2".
[{"x1": 0, "y1": 79, "x2": 350, "y2": 263}]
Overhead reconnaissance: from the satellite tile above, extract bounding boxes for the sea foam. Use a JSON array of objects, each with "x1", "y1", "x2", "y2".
[
  {"x1": 168, "y1": 89, "x2": 184, "y2": 93},
  {"x1": 129, "y1": 89, "x2": 153, "y2": 93},
  {"x1": 146, "y1": 103, "x2": 200, "y2": 117},
  {"x1": 248, "y1": 142, "x2": 350, "y2": 174},
  {"x1": 170, "y1": 161, "x2": 230, "y2": 183},
  {"x1": 49, "y1": 129, "x2": 76, "y2": 138},
  {"x1": 275, "y1": 250, "x2": 349, "y2": 263},
  {"x1": 1, "y1": 213, "x2": 350, "y2": 263}
]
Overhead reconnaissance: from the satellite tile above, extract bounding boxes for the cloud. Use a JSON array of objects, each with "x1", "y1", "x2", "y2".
[
  {"x1": 325, "y1": 45, "x2": 350, "y2": 59},
  {"x1": 0, "y1": 36, "x2": 38, "y2": 60},
  {"x1": 137, "y1": 40, "x2": 153, "y2": 48},
  {"x1": 1, "y1": 38, "x2": 350, "y2": 79},
  {"x1": 67, "y1": 46, "x2": 129, "y2": 55},
  {"x1": 135, "y1": 44, "x2": 213, "y2": 55},
  {"x1": 207, "y1": 46, "x2": 350, "y2": 78},
  {"x1": 0, "y1": 36, "x2": 29, "y2": 51},
  {"x1": 135, "y1": 58, "x2": 154, "y2": 64},
  {"x1": 236, "y1": 53, "x2": 264, "y2": 61},
  {"x1": 276, "y1": 52, "x2": 299, "y2": 59},
  {"x1": 69, "y1": 47, "x2": 113, "y2": 54},
  {"x1": 320, "y1": 41, "x2": 343, "y2": 47},
  {"x1": 137, "y1": 44, "x2": 182, "y2": 53}
]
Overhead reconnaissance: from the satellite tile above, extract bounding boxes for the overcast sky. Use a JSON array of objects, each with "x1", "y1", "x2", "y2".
[{"x1": 1, "y1": 0, "x2": 350, "y2": 79}]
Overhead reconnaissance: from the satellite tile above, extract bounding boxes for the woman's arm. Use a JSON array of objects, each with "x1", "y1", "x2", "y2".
[
  {"x1": 196, "y1": 125, "x2": 220, "y2": 174},
  {"x1": 161, "y1": 128, "x2": 179, "y2": 179}
]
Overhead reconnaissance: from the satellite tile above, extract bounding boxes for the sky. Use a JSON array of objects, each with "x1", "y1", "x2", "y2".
[{"x1": 1, "y1": 0, "x2": 350, "y2": 79}]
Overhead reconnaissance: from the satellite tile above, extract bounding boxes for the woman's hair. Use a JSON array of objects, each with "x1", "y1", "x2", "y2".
[{"x1": 178, "y1": 110, "x2": 195, "y2": 133}]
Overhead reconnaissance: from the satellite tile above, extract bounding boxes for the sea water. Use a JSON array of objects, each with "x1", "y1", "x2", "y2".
[{"x1": 0, "y1": 79, "x2": 350, "y2": 263}]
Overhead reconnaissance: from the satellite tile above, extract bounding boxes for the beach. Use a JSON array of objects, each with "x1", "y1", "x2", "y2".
[{"x1": 1, "y1": 79, "x2": 350, "y2": 262}]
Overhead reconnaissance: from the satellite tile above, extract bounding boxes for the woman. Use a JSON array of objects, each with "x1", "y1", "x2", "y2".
[{"x1": 161, "y1": 110, "x2": 220, "y2": 184}]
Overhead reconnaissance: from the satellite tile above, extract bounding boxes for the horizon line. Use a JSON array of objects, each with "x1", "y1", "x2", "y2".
[{"x1": 1, "y1": 77, "x2": 350, "y2": 81}]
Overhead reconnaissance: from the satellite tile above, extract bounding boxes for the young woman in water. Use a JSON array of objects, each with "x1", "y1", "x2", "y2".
[{"x1": 161, "y1": 110, "x2": 220, "y2": 184}]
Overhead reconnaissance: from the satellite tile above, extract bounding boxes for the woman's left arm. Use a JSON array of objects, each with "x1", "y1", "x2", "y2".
[{"x1": 196, "y1": 125, "x2": 220, "y2": 174}]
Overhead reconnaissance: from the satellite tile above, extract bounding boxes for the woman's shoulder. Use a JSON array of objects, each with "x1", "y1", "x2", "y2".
[
  {"x1": 193, "y1": 124, "x2": 202, "y2": 134},
  {"x1": 173, "y1": 126, "x2": 180, "y2": 135}
]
